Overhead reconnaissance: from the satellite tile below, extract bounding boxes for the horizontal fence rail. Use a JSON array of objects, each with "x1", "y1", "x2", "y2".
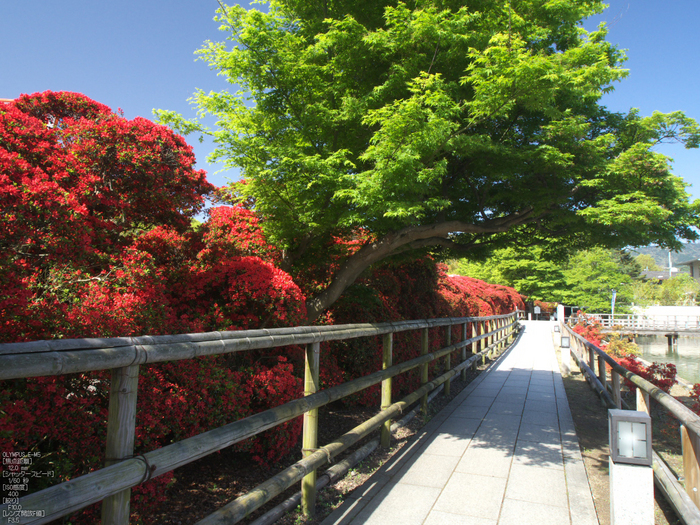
[
  {"x1": 583, "y1": 313, "x2": 700, "y2": 332},
  {"x1": 562, "y1": 323, "x2": 700, "y2": 524},
  {"x1": 0, "y1": 312, "x2": 520, "y2": 525}
]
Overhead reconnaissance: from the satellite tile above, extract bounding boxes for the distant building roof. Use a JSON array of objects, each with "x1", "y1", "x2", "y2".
[
  {"x1": 641, "y1": 269, "x2": 678, "y2": 281},
  {"x1": 678, "y1": 259, "x2": 700, "y2": 266}
]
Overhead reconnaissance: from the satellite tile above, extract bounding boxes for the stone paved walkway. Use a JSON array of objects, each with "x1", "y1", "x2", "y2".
[{"x1": 320, "y1": 321, "x2": 599, "y2": 525}]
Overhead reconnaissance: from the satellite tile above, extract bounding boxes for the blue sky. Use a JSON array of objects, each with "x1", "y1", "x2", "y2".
[{"x1": 3, "y1": 1, "x2": 700, "y2": 201}]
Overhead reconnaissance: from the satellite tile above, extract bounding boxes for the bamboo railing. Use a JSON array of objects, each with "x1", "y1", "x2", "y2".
[
  {"x1": 562, "y1": 323, "x2": 700, "y2": 525},
  {"x1": 1, "y1": 312, "x2": 520, "y2": 525}
]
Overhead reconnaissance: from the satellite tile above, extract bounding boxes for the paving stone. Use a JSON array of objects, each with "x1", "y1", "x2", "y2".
[
  {"x1": 498, "y1": 498, "x2": 571, "y2": 525},
  {"x1": 513, "y1": 440, "x2": 564, "y2": 470},
  {"x1": 520, "y1": 408, "x2": 559, "y2": 426},
  {"x1": 425, "y1": 510, "x2": 496, "y2": 525},
  {"x1": 488, "y1": 401, "x2": 525, "y2": 416},
  {"x1": 433, "y1": 472, "x2": 508, "y2": 520},
  {"x1": 417, "y1": 432, "x2": 473, "y2": 457},
  {"x1": 451, "y1": 403, "x2": 490, "y2": 419},
  {"x1": 395, "y1": 452, "x2": 460, "y2": 487},
  {"x1": 480, "y1": 413, "x2": 522, "y2": 429},
  {"x1": 456, "y1": 443, "x2": 514, "y2": 478},
  {"x1": 517, "y1": 422, "x2": 561, "y2": 445},
  {"x1": 350, "y1": 482, "x2": 442, "y2": 525},
  {"x1": 436, "y1": 416, "x2": 482, "y2": 437},
  {"x1": 504, "y1": 464, "x2": 568, "y2": 508},
  {"x1": 523, "y1": 399, "x2": 557, "y2": 413}
]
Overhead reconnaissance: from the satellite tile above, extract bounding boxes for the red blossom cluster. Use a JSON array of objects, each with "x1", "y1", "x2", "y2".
[
  {"x1": 572, "y1": 312, "x2": 677, "y2": 394},
  {"x1": 617, "y1": 358, "x2": 677, "y2": 394},
  {"x1": 323, "y1": 258, "x2": 525, "y2": 404},
  {"x1": 0, "y1": 93, "x2": 304, "y2": 522}
]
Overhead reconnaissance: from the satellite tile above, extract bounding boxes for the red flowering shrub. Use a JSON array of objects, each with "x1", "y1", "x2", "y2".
[
  {"x1": 324, "y1": 257, "x2": 524, "y2": 405},
  {"x1": 618, "y1": 357, "x2": 677, "y2": 394},
  {"x1": 571, "y1": 311, "x2": 604, "y2": 347},
  {"x1": 198, "y1": 206, "x2": 281, "y2": 265},
  {"x1": 0, "y1": 94, "x2": 307, "y2": 523},
  {"x1": 572, "y1": 312, "x2": 676, "y2": 395},
  {"x1": 183, "y1": 256, "x2": 306, "y2": 332}
]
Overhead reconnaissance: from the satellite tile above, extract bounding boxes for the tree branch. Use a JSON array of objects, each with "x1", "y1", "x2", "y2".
[{"x1": 305, "y1": 207, "x2": 537, "y2": 321}]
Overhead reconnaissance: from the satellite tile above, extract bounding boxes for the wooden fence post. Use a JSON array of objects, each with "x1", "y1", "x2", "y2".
[
  {"x1": 302, "y1": 342, "x2": 320, "y2": 517},
  {"x1": 381, "y1": 333, "x2": 393, "y2": 448},
  {"x1": 681, "y1": 426, "x2": 700, "y2": 509},
  {"x1": 101, "y1": 364, "x2": 140, "y2": 525},
  {"x1": 597, "y1": 354, "x2": 607, "y2": 390},
  {"x1": 421, "y1": 328, "x2": 429, "y2": 415},
  {"x1": 611, "y1": 371, "x2": 622, "y2": 408},
  {"x1": 461, "y1": 323, "x2": 468, "y2": 381},
  {"x1": 444, "y1": 325, "x2": 452, "y2": 397},
  {"x1": 636, "y1": 388, "x2": 651, "y2": 416}
]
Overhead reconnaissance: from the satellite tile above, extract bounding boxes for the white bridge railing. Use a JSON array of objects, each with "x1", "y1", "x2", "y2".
[{"x1": 584, "y1": 313, "x2": 700, "y2": 331}]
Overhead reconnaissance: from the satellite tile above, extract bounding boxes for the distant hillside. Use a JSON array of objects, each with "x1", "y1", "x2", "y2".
[{"x1": 630, "y1": 243, "x2": 700, "y2": 270}]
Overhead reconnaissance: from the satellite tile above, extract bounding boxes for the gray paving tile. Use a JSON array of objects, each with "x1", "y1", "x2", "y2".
[
  {"x1": 350, "y1": 482, "x2": 442, "y2": 525},
  {"x1": 521, "y1": 409, "x2": 559, "y2": 426},
  {"x1": 437, "y1": 416, "x2": 482, "y2": 437},
  {"x1": 418, "y1": 432, "x2": 473, "y2": 457},
  {"x1": 524, "y1": 399, "x2": 557, "y2": 412},
  {"x1": 463, "y1": 394, "x2": 496, "y2": 407},
  {"x1": 513, "y1": 441, "x2": 564, "y2": 470},
  {"x1": 425, "y1": 510, "x2": 496, "y2": 525},
  {"x1": 505, "y1": 464, "x2": 568, "y2": 508},
  {"x1": 498, "y1": 498, "x2": 571, "y2": 525},
  {"x1": 451, "y1": 403, "x2": 490, "y2": 419},
  {"x1": 456, "y1": 444, "x2": 514, "y2": 477},
  {"x1": 565, "y1": 455, "x2": 598, "y2": 525},
  {"x1": 395, "y1": 452, "x2": 459, "y2": 487},
  {"x1": 517, "y1": 422, "x2": 561, "y2": 445},
  {"x1": 481, "y1": 412, "x2": 522, "y2": 429},
  {"x1": 434, "y1": 473, "x2": 508, "y2": 520},
  {"x1": 488, "y1": 401, "x2": 524, "y2": 416}
]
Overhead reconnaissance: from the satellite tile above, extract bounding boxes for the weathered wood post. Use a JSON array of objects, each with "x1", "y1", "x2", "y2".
[
  {"x1": 421, "y1": 328, "x2": 429, "y2": 415},
  {"x1": 461, "y1": 323, "x2": 468, "y2": 381},
  {"x1": 611, "y1": 371, "x2": 622, "y2": 408},
  {"x1": 636, "y1": 388, "x2": 651, "y2": 416},
  {"x1": 302, "y1": 342, "x2": 320, "y2": 517},
  {"x1": 444, "y1": 325, "x2": 452, "y2": 397},
  {"x1": 681, "y1": 426, "x2": 700, "y2": 508},
  {"x1": 597, "y1": 354, "x2": 607, "y2": 391},
  {"x1": 499, "y1": 317, "x2": 505, "y2": 349},
  {"x1": 381, "y1": 333, "x2": 393, "y2": 448},
  {"x1": 101, "y1": 364, "x2": 140, "y2": 525},
  {"x1": 588, "y1": 347, "x2": 596, "y2": 376}
]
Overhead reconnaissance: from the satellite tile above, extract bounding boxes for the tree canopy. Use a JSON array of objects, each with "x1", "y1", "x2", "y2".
[{"x1": 159, "y1": 0, "x2": 700, "y2": 320}]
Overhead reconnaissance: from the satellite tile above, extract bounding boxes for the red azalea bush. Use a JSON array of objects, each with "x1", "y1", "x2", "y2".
[
  {"x1": 571, "y1": 311, "x2": 604, "y2": 347},
  {"x1": 617, "y1": 358, "x2": 677, "y2": 394},
  {"x1": 572, "y1": 312, "x2": 677, "y2": 395},
  {"x1": 324, "y1": 258, "x2": 524, "y2": 405},
  {"x1": 0, "y1": 93, "x2": 305, "y2": 523}
]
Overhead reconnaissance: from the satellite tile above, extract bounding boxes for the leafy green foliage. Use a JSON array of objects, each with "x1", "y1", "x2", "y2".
[{"x1": 161, "y1": 0, "x2": 700, "y2": 319}]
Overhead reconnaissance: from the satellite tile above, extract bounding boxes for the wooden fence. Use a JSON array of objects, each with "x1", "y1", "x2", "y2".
[
  {"x1": 562, "y1": 323, "x2": 700, "y2": 524},
  {"x1": 0, "y1": 312, "x2": 521, "y2": 524},
  {"x1": 583, "y1": 313, "x2": 700, "y2": 332}
]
